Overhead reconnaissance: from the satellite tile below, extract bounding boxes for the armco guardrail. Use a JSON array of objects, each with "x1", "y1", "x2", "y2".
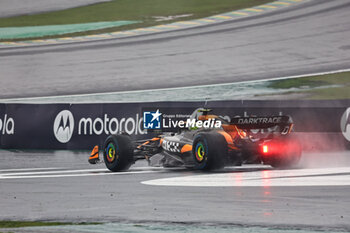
[{"x1": 0, "y1": 100, "x2": 349, "y2": 150}]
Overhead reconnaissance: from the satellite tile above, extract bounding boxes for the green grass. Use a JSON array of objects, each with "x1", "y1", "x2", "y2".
[
  {"x1": 267, "y1": 71, "x2": 350, "y2": 99},
  {"x1": 0, "y1": 0, "x2": 273, "y2": 41},
  {"x1": 0, "y1": 221, "x2": 101, "y2": 228},
  {"x1": 268, "y1": 78, "x2": 330, "y2": 89}
]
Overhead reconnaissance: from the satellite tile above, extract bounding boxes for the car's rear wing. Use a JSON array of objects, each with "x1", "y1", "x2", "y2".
[{"x1": 230, "y1": 115, "x2": 293, "y2": 132}]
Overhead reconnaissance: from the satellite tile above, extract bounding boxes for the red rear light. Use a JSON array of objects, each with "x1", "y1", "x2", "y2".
[{"x1": 263, "y1": 145, "x2": 268, "y2": 154}]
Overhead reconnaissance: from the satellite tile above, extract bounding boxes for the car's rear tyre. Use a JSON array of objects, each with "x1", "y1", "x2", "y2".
[
  {"x1": 192, "y1": 132, "x2": 227, "y2": 170},
  {"x1": 262, "y1": 136, "x2": 302, "y2": 169},
  {"x1": 103, "y1": 135, "x2": 134, "y2": 172}
]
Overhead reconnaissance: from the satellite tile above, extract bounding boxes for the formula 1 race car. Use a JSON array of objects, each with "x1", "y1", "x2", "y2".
[{"x1": 89, "y1": 109, "x2": 302, "y2": 171}]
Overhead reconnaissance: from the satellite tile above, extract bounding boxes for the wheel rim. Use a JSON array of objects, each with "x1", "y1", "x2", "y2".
[
  {"x1": 106, "y1": 142, "x2": 117, "y2": 163},
  {"x1": 195, "y1": 142, "x2": 205, "y2": 162}
]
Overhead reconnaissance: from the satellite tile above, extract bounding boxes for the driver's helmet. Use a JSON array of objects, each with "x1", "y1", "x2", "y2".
[{"x1": 188, "y1": 108, "x2": 212, "y2": 130}]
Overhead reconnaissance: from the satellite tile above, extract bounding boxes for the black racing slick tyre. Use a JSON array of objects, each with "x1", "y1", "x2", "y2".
[
  {"x1": 262, "y1": 136, "x2": 302, "y2": 169},
  {"x1": 192, "y1": 132, "x2": 227, "y2": 170},
  {"x1": 103, "y1": 135, "x2": 134, "y2": 172}
]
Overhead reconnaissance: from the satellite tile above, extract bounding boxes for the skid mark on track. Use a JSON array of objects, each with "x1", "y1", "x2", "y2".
[{"x1": 142, "y1": 167, "x2": 350, "y2": 187}]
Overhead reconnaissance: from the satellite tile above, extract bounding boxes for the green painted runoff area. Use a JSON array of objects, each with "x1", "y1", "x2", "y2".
[
  {"x1": 0, "y1": 21, "x2": 139, "y2": 39},
  {"x1": 0, "y1": 0, "x2": 273, "y2": 40},
  {"x1": 0, "y1": 220, "x2": 101, "y2": 228},
  {"x1": 0, "y1": 221, "x2": 343, "y2": 233}
]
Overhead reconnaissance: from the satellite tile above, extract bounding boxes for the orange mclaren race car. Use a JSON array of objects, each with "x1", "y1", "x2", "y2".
[{"x1": 89, "y1": 109, "x2": 302, "y2": 171}]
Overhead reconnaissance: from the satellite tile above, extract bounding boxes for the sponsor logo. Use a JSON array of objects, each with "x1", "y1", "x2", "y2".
[
  {"x1": 144, "y1": 110, "x2": 162, "y2": 129},
  {"x1": 237, "y1": 117, "x2": 282, "y2": 125},
  {"x1": 78, "y1": 114, "x2": 145, "y2": 136},
  {"x1": 53, "y1": 110, "x2": 74, "y2": 143},
  {"x1": 0, "y1": 114, "x2": 15, "y2": 135},
  {"x1": 341, "y1": 108, "x2": 350, "y2": 142},
  {"x1": 53, "y1": 110, "x2": 145, "y2": 143}
]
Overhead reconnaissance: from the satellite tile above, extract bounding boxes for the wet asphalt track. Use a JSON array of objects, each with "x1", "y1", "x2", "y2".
[
  {"x1": 0, "y1": 150, "x2": 349, "y2": 232},
  {"x1": 1, "y1": 0, "x2": 350, "y2": 99},
  {"x1": 1, "y1": 0, "x2": 350, "y2": 232}
]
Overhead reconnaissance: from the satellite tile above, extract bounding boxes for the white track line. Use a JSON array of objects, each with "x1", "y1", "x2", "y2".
[
  {"x1": 0, "y1": 170, "x2": 160, "y2": 179},
  {"x1": 0, "y1": 167, "x2": 178, "y2": 176},
  {"x1": 0, "y1": 168, "x2": 107, "y2": 176},
  {"x1": 0, "y1": 167, "x2": 64, "y2": 172},
  {"x1": 1, "y1": 68, "x2": 350, "y2": 102},
  {"x1": 142, "y1": 167, "x2": 350, "y2": 187}
]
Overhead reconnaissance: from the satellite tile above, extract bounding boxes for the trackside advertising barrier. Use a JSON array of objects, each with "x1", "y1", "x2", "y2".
[{"x1": 0, "y1": 100, "x2": 349, "y2": 150}]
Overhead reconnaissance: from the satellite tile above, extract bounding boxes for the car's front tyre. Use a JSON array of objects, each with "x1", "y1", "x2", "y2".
[
  {"x1": 192, "y1": 132, "x2": 227, "y2": 170},
  {"x1": 103, "y1": 135, "x2": 134, "y2": 172}
]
